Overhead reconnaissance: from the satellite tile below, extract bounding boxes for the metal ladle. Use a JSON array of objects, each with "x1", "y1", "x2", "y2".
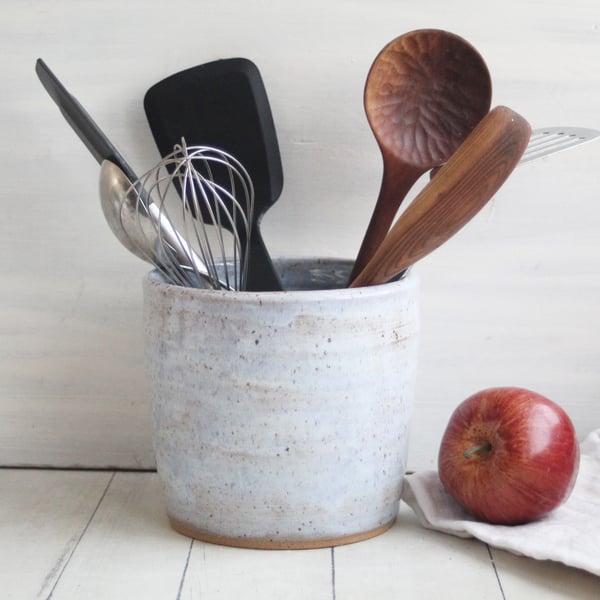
[
  {"x1": 99, "y1": 159, "x2": 230, "y2": 289},
  {"x1": 349, "y1": 29, "x2": 492, "y2": 283}
]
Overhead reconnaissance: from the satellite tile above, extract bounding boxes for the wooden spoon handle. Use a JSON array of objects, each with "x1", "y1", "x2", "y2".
[
  {"x1": 348, "y1": 163, "x2": 423, "y2": 282},
  {"x1": 349, "y1": 106, "x2": 531, "y2": 288}
]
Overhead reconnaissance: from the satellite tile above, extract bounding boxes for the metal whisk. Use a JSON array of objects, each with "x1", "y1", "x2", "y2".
[{"x1": 124, "y1": 141, "x2": 254, "y2": 290}]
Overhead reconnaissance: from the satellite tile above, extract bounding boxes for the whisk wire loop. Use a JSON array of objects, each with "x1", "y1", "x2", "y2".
[{"x1": 123, "y1": 141, "x2": 254, "y2": 290}]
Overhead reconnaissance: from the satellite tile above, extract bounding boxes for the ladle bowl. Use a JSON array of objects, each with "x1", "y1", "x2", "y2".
[
  {"x1": 99, "y1": 159, "x2": 151, "y2": 263},
  {"x1": 99, "y1": 159, "x2": 228, "y2": 289},
  {"x1": 349, "y1": 29, "x2": 492, "y2": 282}
]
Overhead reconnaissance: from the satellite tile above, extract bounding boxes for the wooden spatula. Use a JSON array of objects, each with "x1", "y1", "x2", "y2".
[{"x1": 349, "y1": 106, "x2": 531, "y2": 288}]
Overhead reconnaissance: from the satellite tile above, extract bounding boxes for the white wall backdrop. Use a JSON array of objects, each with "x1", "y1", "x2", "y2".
[{"x1": 1, "y1": 0, "x2": 599, "y2": 469}]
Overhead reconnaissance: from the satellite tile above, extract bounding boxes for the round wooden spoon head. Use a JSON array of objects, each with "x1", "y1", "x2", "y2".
[
  {"x1": 350, "y1": 29, "x2": 492, "y2": 283},
  {"x1": 350, "y1": 106, "x2": 532, "y2": 288},
  {"x1": 365, "y1": 29, "x2": 492, "y2": 168}
]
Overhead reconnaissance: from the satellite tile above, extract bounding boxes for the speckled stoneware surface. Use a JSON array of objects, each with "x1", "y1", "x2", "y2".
[{"x1": 143, "y1": 258, "x2": 419, "y2": 549}]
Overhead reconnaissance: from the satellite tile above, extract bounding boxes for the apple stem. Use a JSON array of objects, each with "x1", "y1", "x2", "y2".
[{"x1": 463, "y1": 442, "x2": 492, "y2": 459}]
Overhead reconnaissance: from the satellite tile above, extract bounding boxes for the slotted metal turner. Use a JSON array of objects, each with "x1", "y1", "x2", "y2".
[
  {"x1": 430, "y1": 125, "x2": 599, "y2": 179},
  {"x1": 521, "y1": 126, "x2": 600, "y2": 163}
]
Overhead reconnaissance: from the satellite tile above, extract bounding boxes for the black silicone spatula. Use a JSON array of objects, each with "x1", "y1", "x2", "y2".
[{"x1": 144, "y1": 58, "x2": 284, "y2": 291}]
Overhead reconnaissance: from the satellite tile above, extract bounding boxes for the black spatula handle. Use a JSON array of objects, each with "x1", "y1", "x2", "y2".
[{"x1": 246, "y1": 222, "x2": 283, "y2": 291}]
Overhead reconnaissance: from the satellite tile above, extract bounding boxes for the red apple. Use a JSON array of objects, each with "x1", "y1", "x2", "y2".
[{"x1": 438, "y1": 387, "x2": 580, "y2": 525}]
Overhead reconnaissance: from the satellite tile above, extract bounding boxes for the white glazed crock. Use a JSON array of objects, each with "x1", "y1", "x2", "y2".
[{"x1": 143, "y1": 258, "x2": 419, "y2": 549}]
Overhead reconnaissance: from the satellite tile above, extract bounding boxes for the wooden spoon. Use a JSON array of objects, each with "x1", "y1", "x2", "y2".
[
  {"x1": 349, "y1": 106, "x2": 531, "y2": 288},
  {"x1": 349, "y1": 29, "x2": 492, "y2": 283}
]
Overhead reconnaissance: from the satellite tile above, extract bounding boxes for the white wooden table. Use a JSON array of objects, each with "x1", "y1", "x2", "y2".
[{"x1": 2, "y1": 469, "x2": 598, "y2": 599}]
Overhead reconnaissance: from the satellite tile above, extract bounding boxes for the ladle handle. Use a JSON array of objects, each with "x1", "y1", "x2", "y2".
[
  {"x1": 147, "y1": 204, "x2": 208, "y2": 277},
  {"x1": 349, "y1": 106, "x2": 531, "y2": 288},
  {"x1": 144, "y1": 197, "x2": 233, "y2": 291},
  {"x1": 35, "y1": 58, "x2": 139, "y2": 185},
  {"x1": 348, "y1": 163, "x2": 423, "y2": 283}
]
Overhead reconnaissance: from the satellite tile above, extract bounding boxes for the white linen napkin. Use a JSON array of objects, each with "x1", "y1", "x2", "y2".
[{"x1": 402, "y1": 429, "x2": 600, "y2": 576}]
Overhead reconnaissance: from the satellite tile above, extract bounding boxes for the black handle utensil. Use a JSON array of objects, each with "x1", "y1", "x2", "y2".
[
  {"x1": 143, "y1": 58, "x2": 284, "y2": 291},
  {"x1": 35, "y1": 58, "x2": 139, "y2": 184}
]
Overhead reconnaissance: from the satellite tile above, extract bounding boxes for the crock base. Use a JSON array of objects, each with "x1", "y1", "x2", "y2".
[{"x1": 168, "y1": 516, "x2": 396, "y2": 550}]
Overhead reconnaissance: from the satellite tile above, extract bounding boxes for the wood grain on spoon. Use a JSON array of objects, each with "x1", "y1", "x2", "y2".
[
  {"x1": 349, "y1": 29, "x2": 492, "y2": 282},
  {"x1": 349, "y1": 106, "x2": 531, "y2": 288}
]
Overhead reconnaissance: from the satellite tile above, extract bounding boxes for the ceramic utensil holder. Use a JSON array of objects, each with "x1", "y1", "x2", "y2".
[{"x1": 143, "y1": 258, "x2": 419, "y2": 549}]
